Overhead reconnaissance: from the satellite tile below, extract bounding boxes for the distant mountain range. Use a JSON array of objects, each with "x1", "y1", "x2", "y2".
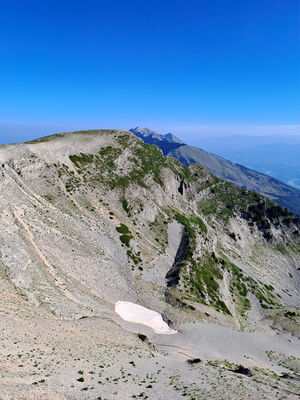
[{"x1": 130, "y1": 127, "x2": 300, "y2": 217}]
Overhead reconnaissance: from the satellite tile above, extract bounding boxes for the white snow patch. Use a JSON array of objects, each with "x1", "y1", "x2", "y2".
[{"x1": 115, "y1": 301, "x2": 177, "y2": 335}]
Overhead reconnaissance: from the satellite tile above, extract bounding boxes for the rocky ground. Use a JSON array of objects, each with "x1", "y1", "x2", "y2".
[
  {"x1": 0, "y1": 130, "x2": 299, "y2": 399},
  {"x1": 0, "y1": 312, "x2": 299, "y2": 400}
]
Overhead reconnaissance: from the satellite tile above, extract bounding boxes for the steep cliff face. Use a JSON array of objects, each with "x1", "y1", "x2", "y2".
[
  {"x1": 0, "y1": 130, "x2": 299, "y2": 399},
  {"x1": 0, "y1": 130, "x2": 298, "y2": 328}
]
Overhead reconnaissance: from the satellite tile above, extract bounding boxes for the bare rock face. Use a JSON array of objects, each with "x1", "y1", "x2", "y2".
[{"x1": 0, "y1": 129, "x2": 299, "y2": 399}]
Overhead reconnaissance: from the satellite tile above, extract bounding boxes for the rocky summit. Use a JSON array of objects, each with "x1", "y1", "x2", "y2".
[{"x1": 0, "y1": 129, "x2": 299, "y2": 399}]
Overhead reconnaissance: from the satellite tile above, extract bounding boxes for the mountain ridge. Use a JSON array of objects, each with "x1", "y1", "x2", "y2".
[
  {"x1": 130, "y1": 127, "x2": 300, "y2": 217},
  {"x1": 0, "y1": 129, "x2": 299, "y2": 399}
]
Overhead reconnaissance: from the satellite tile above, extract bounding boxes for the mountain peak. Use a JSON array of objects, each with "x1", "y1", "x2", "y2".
[
  {"x1": 129, "y1": 127, "x2": 184, "y2": 144},
  {"x1": 130, "y1": 126, "x2": 162, "y2": 140}
]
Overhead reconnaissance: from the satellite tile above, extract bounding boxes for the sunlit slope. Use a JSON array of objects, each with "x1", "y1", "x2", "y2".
[
  {"x1": 0, "y1": 129, "x2": 297, "y2": 334},
  {"x1": 130, "y1": 127, "x2": 300, "y2": 216}
]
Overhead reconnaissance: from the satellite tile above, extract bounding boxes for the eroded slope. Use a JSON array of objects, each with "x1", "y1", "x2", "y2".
[{"x1": 0, "y1": 129, "x2": 299, "y2": 399}]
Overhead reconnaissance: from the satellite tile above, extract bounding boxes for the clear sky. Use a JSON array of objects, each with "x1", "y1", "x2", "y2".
[{"x1": 0, "y1": 0, "x2": 299, "y2": 144}]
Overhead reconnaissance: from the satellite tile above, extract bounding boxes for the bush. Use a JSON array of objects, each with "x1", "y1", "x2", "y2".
[
  {"x1": 122, "y1": 198, "x2": 130, "y2": 214},
  {"x1": 120, "y1": 234, "x2": 132, "y2": 246},
  {"x1": 116, "y1": 223, "x2": 130, "y2": 234},
  {"x1": 116, "y1": 224, "x2": 133, "y2": 246},
  {"x1": 137, "y1": 334, "x2": 147, "y2": 342},
  {"x1": 187, "y1": 358, "x2": 201, "y2": 364}
]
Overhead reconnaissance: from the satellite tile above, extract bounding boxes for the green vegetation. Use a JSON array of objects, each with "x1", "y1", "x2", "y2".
[
  {"x1": 191, "y1": 216, "x2": 207, "y2": 234},
  {"x1": 122, "y1": 198, "x2": 130, "y2": 216},
  {"x1": 137, "y1": 334, "x2": 147, "y2": 342},
  {"x1": 179, "y1": 245, "x2": 280, "y2": 317},
  {"x1": 224, "y1": 256, "x2": 279, "y2": 312},
  {"x1": 164, "y1": 211, "x2": 208, "y2": 290},
  {"x1": 68, "y1": 135, "x2": 170, "y2": 192},
  {"x1": 106, "y1": 141, "x2": 167, "y2": 189},
  {"x1": 226, "y1": 261, "x2": 251, "y2": 316},
  {"x1": 54, "y1": 162, "x2": 81, "y2": 193},
  {"x1": 116, "y1": 223, "x2": 130, "y2": 235},
  {"x1": 197, "y1": 177, "x2": 298, "y2": 239},
  {"x1": 69, "y1": 153, "x2": 94, "y2": 166},
  {"x1": 120, "y1": 234, "x2": 132, "y2": 247},
  {"x1": 198, "y1": 181, "x2": 260, "y2": 222},
  {"x1": 174, "y1": 212, "x2": 207, "y2": 238},
  {"x1": 192, "y1": 257, "x2": 223, "y2": 296},
  {"x1": 284, "y1": 310, "x2": 298, "y2": 318},
  {"x1": 133, "y1": 143, "x2": 165, "y2": 185},
  {"x1": 43, "y1": 194, "x2": 55, "y2": 202},
  {"x1": 168, "y1": 158, "x2": 196, "y2": 183},
  {"x1": 165, "y1": 211, "x2": 233, "y2": 315},
  {"x1": 188, "y1": 254, "x2": 231, "y2": 315},
  {"x1": 116, "y1": 133, "x2": 130, "y2": 147},
  {"x1": 266, "y1": 351, "x2": 300, "y2": 374},
  {"x1": 69, "y1": 144, "x2": 123, "y2": 187},
  {"x1": 127, "y1": 250, "x2": 142, "y2": 265},
  {"x1": 69, "y1": 146, "x2": 122, "y2": 177},
  {"x1": 116, "y1": 224, "x2": 133, "y2": 247}
]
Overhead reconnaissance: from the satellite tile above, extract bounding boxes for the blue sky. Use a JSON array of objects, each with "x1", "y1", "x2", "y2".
[{"x1": 0, "y1": 0, "x2": 299, "y2": 144}]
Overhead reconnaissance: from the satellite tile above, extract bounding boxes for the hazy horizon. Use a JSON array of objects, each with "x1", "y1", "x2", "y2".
[
  {"x1": 0, "y1": 0, "x2": 299, "y2": 188},
  {"x1": 0, "y1": 121, "x2": 300, "y2": 146},
  {"x1": 0, "y1": 0, "x2": 299, "y2": 145}
]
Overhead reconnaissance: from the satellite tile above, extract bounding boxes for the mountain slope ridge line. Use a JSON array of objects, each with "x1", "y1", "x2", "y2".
[
  {"x1": 0, "y1": 128, "x2": 298, "y2": 399},
  {"x1": 130, "y1": 127, "x2": 300, "y2": 216}
]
